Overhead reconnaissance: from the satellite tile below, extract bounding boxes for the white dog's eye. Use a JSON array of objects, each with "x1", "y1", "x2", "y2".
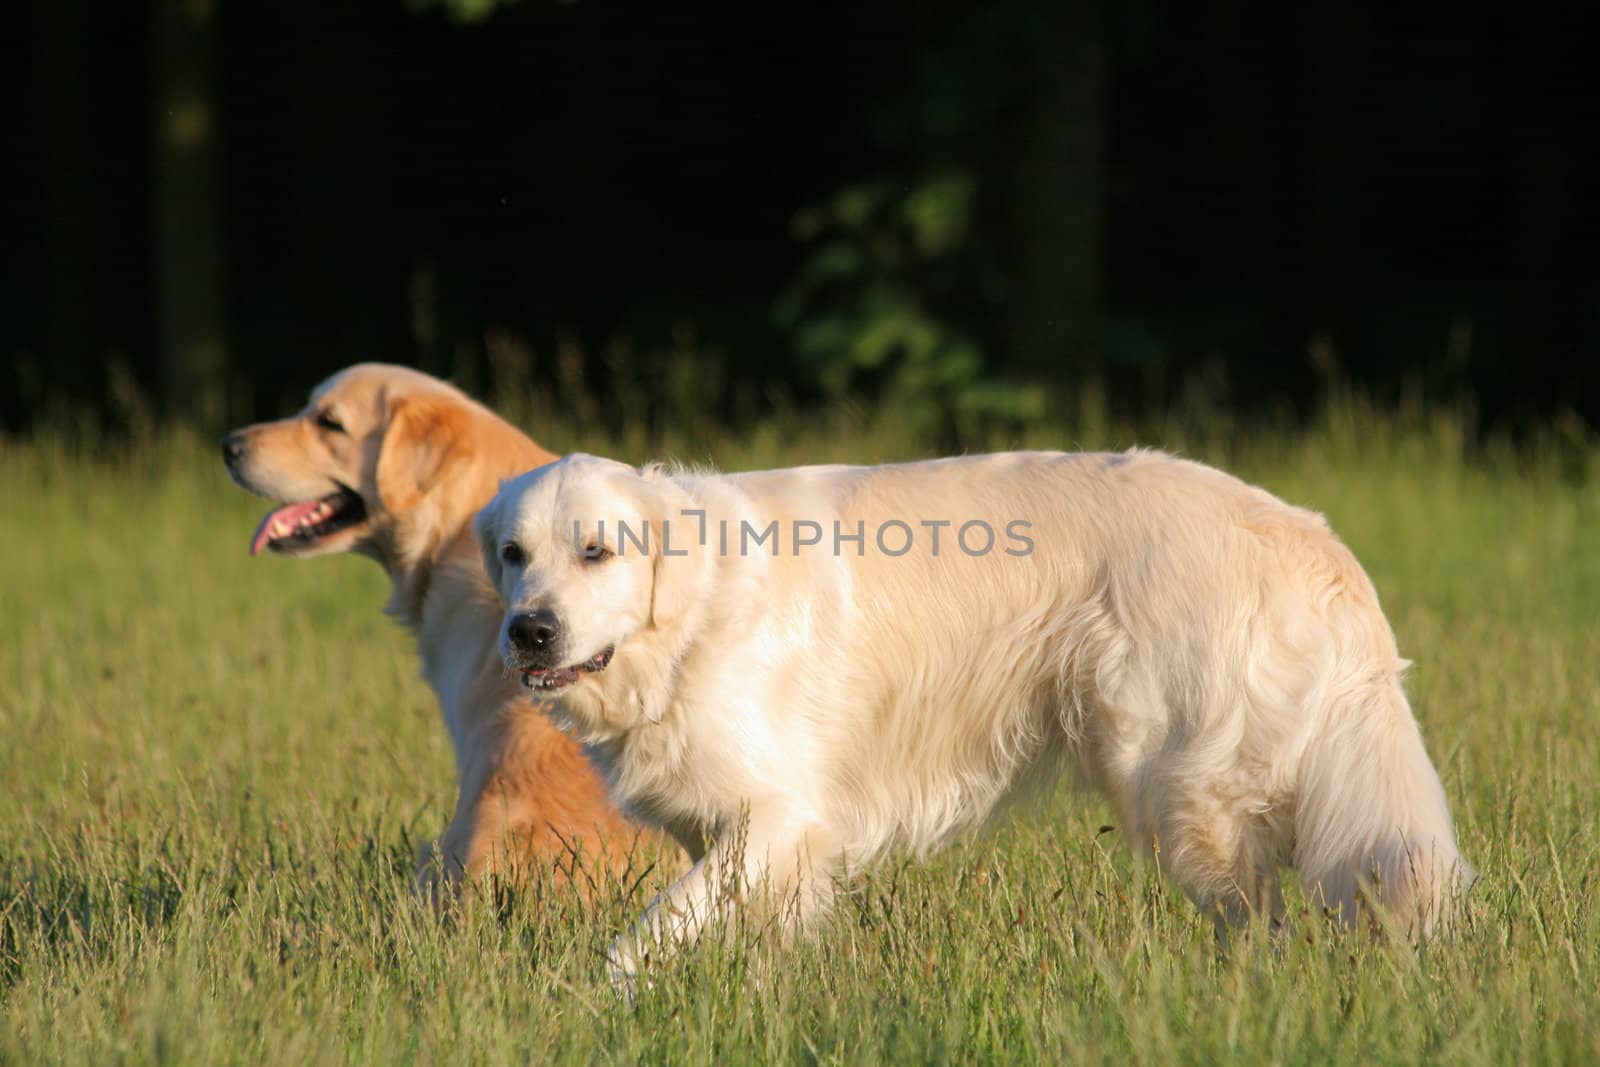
[
  {"x1": 581, "y1": 542, "x2": 613, "y2": 564},
  {"x1": 500, "y1": 542, "x2": 527, "y2": 567},
  {"x1": 314, "y1": 410, "x2": 345, "y2": 433}
]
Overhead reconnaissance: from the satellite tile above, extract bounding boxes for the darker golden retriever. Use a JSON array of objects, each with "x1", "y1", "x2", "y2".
[{"x1": 222, "y1": 363, "x2": 668, "y2": 894}]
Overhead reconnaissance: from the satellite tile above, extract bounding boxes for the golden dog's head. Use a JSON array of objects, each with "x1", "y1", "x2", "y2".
[
  {"x1": 475, "y1": 454, "x2": 703, "y2": 698},
  {"x1": 222, "y1": 363, "x2": 534, "y2": 569}
]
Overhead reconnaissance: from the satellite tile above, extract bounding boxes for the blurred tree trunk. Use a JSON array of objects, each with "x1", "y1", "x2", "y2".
[
  {"x1": 1298, "y1": 5, "x2": 1363, "y2": 366},
  {"x1": 34, "y1": 1, "x2": 99, "y2": 389},
  {"x1": 1011, "y1": 0, "x2": 1106, "y2": 378},
  {"x1": 151, "y1": 0, "x2": 227, "y2": 427}
]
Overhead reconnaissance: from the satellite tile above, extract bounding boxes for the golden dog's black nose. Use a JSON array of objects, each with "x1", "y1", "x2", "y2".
[
  {"x1": 220, "y1": 432, "x2": 247, "y2": 464},
  {"x1": 508, "y1": 609, "x2": 561, "y2": 653}
]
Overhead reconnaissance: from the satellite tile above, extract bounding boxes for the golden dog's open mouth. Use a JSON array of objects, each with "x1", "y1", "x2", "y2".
[
  {"x1": 250, "y1": 485, "x2": 369, "y2": 556},
  {"x1": 521, "y1": 646, "x2": 614, "y2": 693}
]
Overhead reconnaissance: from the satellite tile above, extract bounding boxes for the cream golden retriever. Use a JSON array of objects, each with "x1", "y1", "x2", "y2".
[
  {"x1": 475, "y1": 450, "x2": 1472, "y2": 982},
  {"x1": 222, "y1": 364, "x2": 664, "y2": 893}
]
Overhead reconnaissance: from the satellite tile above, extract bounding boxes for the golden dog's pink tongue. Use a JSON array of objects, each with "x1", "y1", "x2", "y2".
[{"x1": 250, "y1": 500, "x2": 322, "y2": 556}]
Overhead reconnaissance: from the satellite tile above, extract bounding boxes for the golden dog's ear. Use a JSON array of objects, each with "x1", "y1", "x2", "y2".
[{"x1": 375, "y1": 395, "x2": 466, "y2": 513}]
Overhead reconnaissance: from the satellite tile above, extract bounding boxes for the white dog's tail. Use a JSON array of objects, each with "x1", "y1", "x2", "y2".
[{"x1": 1293, "y1": 680, "x2": 1473, "y2": 936}]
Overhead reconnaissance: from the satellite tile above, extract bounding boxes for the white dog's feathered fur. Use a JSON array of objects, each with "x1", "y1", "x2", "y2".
[{"x1": 475, "y1": 449, "x2": 1472, "y2": 980}]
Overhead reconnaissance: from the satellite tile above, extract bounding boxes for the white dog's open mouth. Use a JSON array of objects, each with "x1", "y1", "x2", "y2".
[
  {"x1": 521, "y1": 646, "x2": 614, "y2": 693},
  {"x1": 250, "y1": 485, "x2": 368, "y2": 555}
]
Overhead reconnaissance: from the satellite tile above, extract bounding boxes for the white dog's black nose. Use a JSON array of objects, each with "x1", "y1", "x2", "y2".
[{"x1": 507, "y1": 609, "x2": 561, "y2": 654}]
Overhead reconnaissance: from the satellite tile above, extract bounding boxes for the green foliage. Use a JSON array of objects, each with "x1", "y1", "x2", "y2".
[
  {"x1": 777, "y1": 176, "x2": 1046, "y2": 445},
  {"x1": 403, "y1": 0, "x2": 571, "y2": 25},
  {"x1": 1, "y1": 404, "x2": 1598, "y2": 1062}
]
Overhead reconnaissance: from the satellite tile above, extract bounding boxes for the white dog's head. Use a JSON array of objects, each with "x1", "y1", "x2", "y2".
[{"x1": 476, "y1": 454, "x2": 702, "y2": 698}]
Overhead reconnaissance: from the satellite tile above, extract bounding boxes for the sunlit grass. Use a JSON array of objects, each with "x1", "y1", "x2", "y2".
[{"x1": 1, "y1": 398, "x2": 1596, "y2": 1063}]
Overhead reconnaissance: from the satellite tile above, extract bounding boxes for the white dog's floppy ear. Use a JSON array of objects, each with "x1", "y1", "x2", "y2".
[
  {"x1": 474, "y1": 495, "x2": 503, "y2": 596},
  {"x1": 650, "y1": 534, "x2": 692, "y2": 630},
  {"x1": 646, "y1": 473, "x2": 699, "y2": 630}
]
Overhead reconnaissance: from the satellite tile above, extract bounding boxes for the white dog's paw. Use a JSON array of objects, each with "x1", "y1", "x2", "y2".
[{"x1": 606, "y1": 932, "x2": 652, "y2": 1003}]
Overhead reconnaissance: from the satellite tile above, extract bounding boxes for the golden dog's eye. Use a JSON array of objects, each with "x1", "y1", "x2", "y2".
[
  {"x1": 500, "y1": 542, "x2": 526, "y2": 567},
  {"x1": 315, "y1": 410, "x2": 345, "y2": 433},
  {"x1": 581, "y1": 543, "x2": 613, "y2": 564}
]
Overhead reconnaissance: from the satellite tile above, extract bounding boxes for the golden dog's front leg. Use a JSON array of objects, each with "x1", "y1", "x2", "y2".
[{"x1": 414, "y1": 797, "x2": 477, "y2": 903}]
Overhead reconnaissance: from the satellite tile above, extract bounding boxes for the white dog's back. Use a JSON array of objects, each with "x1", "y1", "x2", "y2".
[{"x1": 713, "y1": 451, "x2": 1467, "y2": 928}]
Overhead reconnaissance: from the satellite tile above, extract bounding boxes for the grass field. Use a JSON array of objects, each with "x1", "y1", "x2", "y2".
[{"x1": 2, "y1": 399, "x2": 1597, "y2": 1064}]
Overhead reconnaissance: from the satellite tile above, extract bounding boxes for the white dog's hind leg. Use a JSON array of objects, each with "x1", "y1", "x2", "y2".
[{"x1": 1140, "y1": 768, "x2": 1289, "y2": 937}]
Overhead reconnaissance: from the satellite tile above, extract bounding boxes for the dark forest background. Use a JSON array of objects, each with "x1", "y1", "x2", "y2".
[{"x1": 6, "y1": 0, "x2": 1597, "y2": 441}]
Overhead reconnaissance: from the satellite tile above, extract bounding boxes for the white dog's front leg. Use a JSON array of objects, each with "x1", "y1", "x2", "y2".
[
  {"x1": 606, "y1": 812, "x2": 831, "y2": 994},
  {"x1": 606, "y1": 852, "x2": 716, "y2": 994}
]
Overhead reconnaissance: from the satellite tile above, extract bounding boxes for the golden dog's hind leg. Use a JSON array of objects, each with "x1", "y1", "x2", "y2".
[{"x1": 418, "y1": 712, "x2": 661, "y2": 906}]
